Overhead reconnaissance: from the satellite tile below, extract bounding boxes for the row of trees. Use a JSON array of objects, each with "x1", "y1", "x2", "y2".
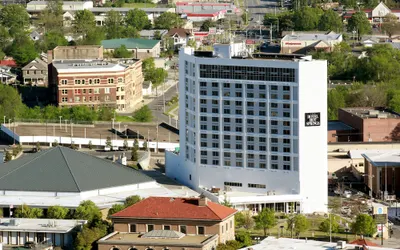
[
  {"x1": 235, "y1": 208, "x2": 377, "y2": 238},
  {"x1": 0, "y1": 85, "x2": 154, "y2": 122},
  {"x1": 264, "y1": 7, "x2": 372, "y2": 36},
  {"x1": 289, "y1": 0, "x2": 394, "y2": 10}
]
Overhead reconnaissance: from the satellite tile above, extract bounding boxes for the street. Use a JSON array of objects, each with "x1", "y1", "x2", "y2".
[{"x1": 147, "y1": 80, "x2": 179, "y2": 125}]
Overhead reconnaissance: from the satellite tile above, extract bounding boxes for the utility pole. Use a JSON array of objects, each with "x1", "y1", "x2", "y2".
[
  {"x1": 270, "y1": 23, "x2": 272, "y2": 43},
  {"x1": 70, "y1": 121, "x2": 73, "y2": 137},
  {"x1": 329, "y1": 213, "x2": 332, "y2": 242},
  {"x1": 163, "y1": 81, "x2": 166, "y2": 113}
]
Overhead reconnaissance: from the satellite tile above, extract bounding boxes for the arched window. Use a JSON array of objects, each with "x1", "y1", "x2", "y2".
[
  {"x1": 129, "y1": 248, "x2": 138, "y2": 250},
  {"x1": 111, "y1": 247, "x2": 120, "y2": 250},
  {"x1": 146, "y1": 248, "x2": 154, "y2": 250}
]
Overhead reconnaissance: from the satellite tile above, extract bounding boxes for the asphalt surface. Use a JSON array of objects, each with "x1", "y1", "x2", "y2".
[{"x1": 147, "y1": 81, "x2": 179, "y2": 125}]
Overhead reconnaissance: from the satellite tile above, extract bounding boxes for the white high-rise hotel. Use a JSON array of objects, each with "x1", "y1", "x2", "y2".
[{"x1": 166, "y1": 44, "x2": 328, "y2": 214}]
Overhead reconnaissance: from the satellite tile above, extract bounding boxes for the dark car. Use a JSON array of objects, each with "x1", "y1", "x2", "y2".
[{"x1": 24, "y1": 242, "x2": 36, "y2": 249}]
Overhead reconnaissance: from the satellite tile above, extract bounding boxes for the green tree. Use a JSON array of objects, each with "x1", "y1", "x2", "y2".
[
  {"x1": 0, "y1": 25, "x2": 10, "y2": 50},
  {"x1": 254, "y1": 208, "x2": 277, "y2": 236},
  {"x1": 7, "y1": 35, "x2": 38, "y2": 66},
  {"x1": 43, "y1": 31, "x2": 68, "y2": 51},
  {"x1": 154, "y1": 12, "x2": 184, "y2": 29},
  {"x1": 381, "y1": 14, "x2": 400, "y2": 38},
  {"x1": 235, "y1": 231, "x2": 252, "y2": 247},
  {"x1": 235, "y1": 211, "x2": 255, "y2": 229},
  {"x1": 132, "y1": 105, "x2": 153, "y2": 122},
  {"x1": 216, "y1": 241, "x2": 242, "y2": 250},
  {"x1": 4, "y1": 151, "x2": 12, "y2": 162},
  {"x1": 142, "y1": 140, "x2": 148, "y2": 151},
  {"x1": 287, "y1": 214, "x2": 310, "y2": 238},
  {"x1": 351, "y1": 214, "x2": 376, "y2": 237},
  {"x1": 47, "y1": 205, "x2": 69, "y2": 219},
  {"x1": 107, "y1": 204, "x2": 125, "y2": 218},
  {"x1": 123, "y1": 26, "x2": 140, "y2": 38},
  {"x1": 36, "y1": 142, "x2": 41, "y2": 152},
  {"x1": 142, "y1": 57, "x2": 155, "y2": 72},
  {"x1": 74, "y1": 10, "x2": 96, "y2": 41},
  {"x1": 131, "y1": 146, "x2": 139, "y2": 161},
  {"x1": 328, "y1": 88, "x2": 346, "y2": 120},
  {"x1": 88, "y1": 140, "x2": 93, "y2": 149},
  {"x1": 14, "y1": 204, "x2": 43, "y2": 218},
  {"x1": 74, "y1": 200, "x2": 102, "y2": 223},
  {"x1": 104, "y1": 10, "x2": 124, "y2": 39},
  {"x1": 200, "y1": 20, "x2": 216, "y2": 31},
  {"x1": 146, "y1": 68, "x2": 168, "y2": 88},
  {"x1": 319, "y1": 214, "x2": 340, "y2": 234},
  {"x1": 53, "y1": 139, "x2": 59, "y2": 147},
  {"x1": 80, "y1": 26, "x2": 105, "y2": 45},
  {"x1": 187, "y1": 39, "x2": 196, "y2": 48},
  {"x1": 125, "y1": 8, "x2": 151, "y2": 31},
  {"x1": 125, "y1": 195, "x2": 141, "y2": 207},
  {"x1": 133, "y1": 138, "x2": 139, "y2": 149},
  {"x1": 74, "y1": 225, "x2": 107, "y2": 250},
  {"x1": 113, "y1": 45, "x2": 132, "y2": 58},
  {"x1": 347, "y1": 11, "x2": 372, "y2": 40},
  {"x1": 388, "y1": 90, "x2": 400, "y2": 113},
  {"x1": 153, "y1": 30, "x2": 162, "y2": 40},
  {"x1": 0, "y1": 4, "x2": 30, "y2": 36},
  {"x1": 293, "y1": 7, "x2": 322, "y2": 31},
  {"x1": 37, "y1": 0, "x2": 64, "y2": 33},
  {"x1": 319, "y1": 9, "x2": 343, "y2": 32}
]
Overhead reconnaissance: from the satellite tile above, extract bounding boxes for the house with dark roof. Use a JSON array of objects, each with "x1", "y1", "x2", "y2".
[
  {"x1": 97, "y1": 196, "x2": 237, "y2": 250},
  {"x1": 101, "y1": 38, "x2": 161, "y2": 59},
  {"x1": 0, "y1": 146, "x2": 197, "y2": 213},
  {"x1": 166, "y1": 28, "x2": 194, "y2": 49}
]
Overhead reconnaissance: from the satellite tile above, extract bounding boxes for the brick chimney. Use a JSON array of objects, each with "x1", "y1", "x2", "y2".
[
  {"x1": 198, "y1": 194, "x2": 208, "y2": 206},
  {"x1": 47, "y1": 50, "x2": 53, "y2": 64}
]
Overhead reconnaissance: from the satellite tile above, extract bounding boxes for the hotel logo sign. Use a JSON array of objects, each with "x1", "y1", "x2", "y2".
[{"x1": 305, "y1": 112, "x2": 320, "y2": 127}]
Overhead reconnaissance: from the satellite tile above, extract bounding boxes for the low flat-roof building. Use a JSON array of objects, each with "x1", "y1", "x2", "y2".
[
  {"x1": 176, "y1": 1, "x2": 238, "y2": 14},
  {"x1": 101, "y1": 38, "x2": 161, "y2": 59},
  {"x1": 97, "y1": 196, "x2": 236, "y2": 250},
  {"x1": 327, "y1": 121, "x2": 355, "y2": 143},
  {"x1": 49, "y1": 45, "x2": 103, "y2": 61},
  {"x1": 338, "y1": 107, "x2": 400, "y2": 142},
  {"x1": 280, "y1": 32, "x2": 343, "y2": 54},
  {"x1": 363, "y1": 150, "x2": 400, "y2": 200},
  {"x1": 0, "y1": 218, "x2": 86, "y2": 248}
]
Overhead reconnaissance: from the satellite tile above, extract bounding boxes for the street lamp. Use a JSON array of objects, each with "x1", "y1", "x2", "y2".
[{"x1": 59, "y1": 116, "x2": 62, "y2": 129}]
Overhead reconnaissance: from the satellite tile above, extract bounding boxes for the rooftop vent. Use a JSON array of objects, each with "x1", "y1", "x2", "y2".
[{"x1": 336, "y1": 240, "x2": 346, "y2": 249}]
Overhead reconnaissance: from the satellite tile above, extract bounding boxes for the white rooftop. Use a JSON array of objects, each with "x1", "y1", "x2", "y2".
[
  {"x1": 362, "y1": 150, "x2": 400, "y2": 167},
  {"x1": 214, "y1": 191, "x2": 302, "y2": 204},
  {"x1": 282, "y1": 32, "x2": 342, "y2": 42},
  {"x1": 0, "y1": 218, "x2": 86, "y2": 233},
  {"x1": 239, "y1": 237, "x2": 396, "y2": 250}
]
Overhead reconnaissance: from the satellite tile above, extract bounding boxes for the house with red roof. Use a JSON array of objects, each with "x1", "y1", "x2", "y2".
[
  {"x1": 97, "y1": 196, "x2": 237, "y2": 250},
  {"x1": 343, "y1": 2, "x2": 400, "y2": 23}
]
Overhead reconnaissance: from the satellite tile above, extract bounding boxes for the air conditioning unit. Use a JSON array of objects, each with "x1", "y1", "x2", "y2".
[{"x1": 336, "y1": 240, "x2": 346, "y2": 249}]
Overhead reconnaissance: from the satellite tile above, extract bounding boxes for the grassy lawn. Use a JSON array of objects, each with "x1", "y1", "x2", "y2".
[
  {"x1": 123, "y1": 2, "x2": 156, "y2": 8},
  {"x1": 115, "y1": 115, "x2": 135, "y2": 122},
  {"x1": 163, "y1": 102, "x2": 179, "y2": 116}
]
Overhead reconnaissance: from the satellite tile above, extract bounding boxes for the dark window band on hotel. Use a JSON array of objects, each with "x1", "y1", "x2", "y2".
[{"x1": 199, "y1": 65, "x2": 296, "y2": 82}]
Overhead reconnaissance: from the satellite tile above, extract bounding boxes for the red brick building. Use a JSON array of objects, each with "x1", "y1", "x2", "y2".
[
  {"x1": 97, "y1": 196, "x2": 237, "y2": 250},
  {"x1": 49, "y1": 59, "x2": 143, "y2": 112},
  {"x1": 337, "y1": 108, "x2": 400, "y2": 142}
]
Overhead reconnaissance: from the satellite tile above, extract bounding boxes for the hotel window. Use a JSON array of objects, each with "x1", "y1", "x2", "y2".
[
  {"x1": 283, "y1": 86, "x2": 290, "y2": 91},
  {"x1": 271, "y1": 164, "x2": 278, "y2": 169},
  {"x1": 260, "y1": 163, "x2": 266, "y2": 169},
  {"x1": 83, "y1": 89, "x2": 86, "y2": 94},
  {"x1": 94, "y1": 79, "x2": 100, "y2": 84},
  {"x1": 271, "y1": 155, "x2": 278, "y2": 161},
  {"x1": 283, "y1": 112, "x2": 291, "y2": 117},
  {"x1": 224, "y1": 182, "x2": 242, "y2": 187},
  {"x1": 270, "y1": 103, "x2": 278, "y2": 108},
  {"x1": 248, "y1": 183, "x2": 266, "y2": 189},
  {"x1": 248, "y1": 162, "x2": 255, "y2": 168},
  {"x1": 88, "y1": 79, "x2": 93, "y2": 84},
  {"x1": 283, "y1": 103, "x2": 291, "y2": 109},
  {"x1": 147, "y1": 224, "x2": 154, "y2": 232},
  {"x1": 283, "y1": 130, "x2": 291, "y2": 135},
  {"x1": 61, "y1": 89, "x2": 68, "y2": 95},
  {"x1": 283, "y1": 156, "x2": 291, "y2": 162},
  {"x1": 197, "y1": 226, "x2": 205, "y2": 235},
  {"x1": 60, "y1": 79, "x2": 68, "y2": 85},
  {"x1": 82, "y1": 79, "x2": 85, "y2": 85},
  {"x1": 283, "y1": 94, "x2": 291, "y2": 100},
  {"x1": 283, "y1": 139, "x2": 291, "y2": 144},
  {"x1": 284, "y1": 147, "x2": 291, "y2": 153},
  {"x1": 270, "y1": 120, "x2": 278, "y2": 126},
  {"x1": 283, "y1": 165, "x2": 291, "y2": 170},
  {"x1": 129, "y1": 224, "x2": 137, "y2": 232},
  {"x1": 163, "y1": 225, "x2": 171, "y2": 230},
  {"x1": 74, "y1": 89, "x2": 81, "y2": 94},
  {"x1": 271, "y1": 138, "x2": 278, "y2": 143},
  {"x1": 270, "y1": 94, "x2": 278, "y2": 99},
  {"x1": 74, "y1": 79, "x2": 81, "y2": 85},
  {"x1": 283, "y1": 121, "x2": 291, "y2": 126},
  {"x1": 108, "y1": 78, "x2": 114, "y2": 84},
  {"x1": 270, "y1": 85, "x2": 278, "y2": 91},
  {"x1": 180, "y1": 225, "x2": 187, "y2": 234}
]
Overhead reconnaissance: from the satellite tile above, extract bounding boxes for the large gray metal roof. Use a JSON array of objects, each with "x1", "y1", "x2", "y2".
[{"x1": 0, "y1": 147, "x2": 154, "y2": 192}]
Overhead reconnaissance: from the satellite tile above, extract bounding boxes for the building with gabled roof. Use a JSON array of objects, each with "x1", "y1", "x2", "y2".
[
  {"x1": 97, "y1": 196, "x2": 236, "y2": 250},
  {"x1": 281, "y1": 31, "x2": 343, "y2": 54},
  {"x1": 0, "y1": 147, "x2": 198, "y2": 212},
  {"x1": 22, "y1": 57, "x2": 48, "y2": 86}
]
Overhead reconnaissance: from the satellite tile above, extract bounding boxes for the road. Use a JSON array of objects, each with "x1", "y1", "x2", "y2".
[{"x1": 147, "y1": 81, "x2": 179, "y2": 125}]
